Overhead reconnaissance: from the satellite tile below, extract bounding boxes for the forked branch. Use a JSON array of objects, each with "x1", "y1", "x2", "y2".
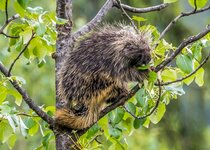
[
  {"x1": 155, "y1": 25, "x2": 210, "y2": 72},
  {"x1": 0, "y1": 63, "x2": 54, "y2": 126}
]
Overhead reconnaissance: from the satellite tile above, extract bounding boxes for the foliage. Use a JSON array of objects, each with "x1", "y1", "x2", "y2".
[{"x1": 0, "y1": 0, "x2": 210, "y2": 149}]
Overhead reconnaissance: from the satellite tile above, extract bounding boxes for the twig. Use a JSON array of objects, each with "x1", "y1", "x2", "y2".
[
  {"x1": 8, "y1": 32, "x2": 35, "y2": 76},
  {"x1": 5, "y1": 0, "x2": 9, "y2": 23},
  {"x1": 0, "y1": 62, "x2": 54, "y2": 126},
  {"x1": 17, "y1": 112, "x2": 39, "y2": 117},
  {"x1": 159, "y1": 5, "x2": 210, "y2": 39},
  {"x1": 113, "y1": 2, "x2": 169, "y2": 13},
  {"x1": 155, "y1": 25, "x2": 210, "y2": 72},
  {"x1": 0, "y1": 32, "x2": 19, "y2": 38},
  {"x1": 72, "y1": 0, "x2": 114, "y2": 41},
  {"x1": 115, "y1": 0, "x2": 139, "y2": 34},
  {"x1": 123, "y1": 80, "x2": 161, "y2": 119},
  {"x1": 193, "y1": 0, "x2": 197, "y2": 12},
  {"x1": 157, "y1": 52, "x2": 210, "y2": 86},
  {"x1": 0, "y1": 14, "x2": 20, "y2": 34}
]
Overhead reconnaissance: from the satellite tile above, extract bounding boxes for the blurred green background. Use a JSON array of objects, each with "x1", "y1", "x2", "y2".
[{"x1": 0, "y1": 0, "x2": 210, "y2": 149}]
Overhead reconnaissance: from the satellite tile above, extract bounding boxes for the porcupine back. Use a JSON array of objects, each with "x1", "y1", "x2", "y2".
[{"x1": 55, "y1": 24, "x2": 152, "y2": 130}]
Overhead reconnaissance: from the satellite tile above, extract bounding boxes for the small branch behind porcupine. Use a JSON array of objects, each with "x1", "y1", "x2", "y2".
[
  {"x1": 155, "y1": 25, "x2": 210, "y2": 72},
  {"x1": 123, "y1": 80, "x2": 161, "y2": 120},
  {"x1": 113, "y1": 2, "x2": 169, "y2": 13},
  {"x1": 115, "y1": 0, "x2": 139, "y2": 34},
  {"x1": 159, "y1": 3, "x2": 210, "y2": 40}
]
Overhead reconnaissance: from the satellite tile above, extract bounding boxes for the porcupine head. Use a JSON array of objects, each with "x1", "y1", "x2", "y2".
[{"x1": 55, "y1": 24, "x2": 152, "y2": 130}]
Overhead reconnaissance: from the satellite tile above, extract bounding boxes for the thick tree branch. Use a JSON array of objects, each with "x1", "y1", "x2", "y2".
[
  {"x1": 155, "y1": 25, "x2": 210, "y2": 72},
  {"x1": 72, "y1": 0, "x2": 114, "y2": 41},
  {"x1": 114, "y1": 2, "x2": 169, "y2": 13},
  {"x1": 160, "y1": 5, "x2": 210, "y2": 39},
  {"x1": 8, "y1": 32, "x2": 35, "y2": 76},
  {"x1": 0, "y1": 63, "x2": 54, "y2": 126},
  {"x1": 157, "y1": 52, "x2": 210, "y2": 86}
]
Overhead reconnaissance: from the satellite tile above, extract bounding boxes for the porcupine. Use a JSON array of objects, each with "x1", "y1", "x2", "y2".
[{"x1": 55, "y1": 24, "x2": 152, "y2": 130}]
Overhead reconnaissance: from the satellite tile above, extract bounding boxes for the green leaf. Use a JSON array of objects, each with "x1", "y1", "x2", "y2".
[
  {"x1": 183, "y1": 74, "x2": 195, "y2": 85},
  {"x1": 149, "y1": 102, "x2": 166, "y2": 124},
  {"x1": 8, "y1": 134, "x2": 16, "y2": 149},
  {"x1": 19, "y1": 28, "x2": 33, "y2": 44},
  {"x1": 35, "y1": 23, "x2": 47, "y2": 36},
  {"x1": 195, "y1": 68, "x2": 204, "y2": 86},
  {"x1": 42, "y1": 133, "x2": 52, "y2": 147},
  {"x1": 132, "y1": 16, "x2": 147, "y2": 22},
  {"x1": 33, "y1": 45, "x2": 47, "y2": 60},
  {"x1": 165, "y1": 84, "x2": 185, "y2": 96},
  {"x1": 0, "y1": 0, "x2": 6, "y2": 11},
  {"x1": 14, "y1": 1, "x2": 25, "y2": 17},
  {"x1": 148, "y1": 71, "x2": 157, "y2": 83},
  {"x1": 109, "y1": 126, "x2": 122, "y2": 139},
  {"x1": 161, "y1": 69, "x2": 177, "y2": 82},
  {"x1": 135, "y1": 89, "x2": 145, "y2": 107},
  {"x1": 19, "y1": 117, "x2": 28, "y2": 137},
  {"x1": 0, "y1": 121, "x2": 13, "y2": 143},
  {"x1": 188, "y1": 0, "x2": 207, "y2": 8},
  {"x1": 17, "y1": 0, "x2": 31, "y2": 8},
  {"x1": 29, "y1": 123, "x2": 39, "y2": 136},
  {"x1": 0, "y1": 86, "x2": 7, "y2": 104},
  {"x1": 86, "y1": 124, "x2": 100, "y2": 139},
  {"x1": 8, "y1": 89, "x2": 22, "y2": 106},
  {"x1": 126, "y1": 102, "x2": 136, "y2": 115},
  {"x1": 191, "y1": 42, "x2": 202, "y2": 61},
  {"x1": 6, "y1": 116, "x2": 16, "y2": 132},
  {"x1": 133, "y1": 118, "x2": 146, "y2": 129},
  {"x1": 112, "y1": 108, "x2": 125, "y2": 125},
  {"x1": 176, "y1": 54, "x2": 193, "y2": 74},
  {"x1": 163, "y1": 0, "x2": 177, "y2": 3}
]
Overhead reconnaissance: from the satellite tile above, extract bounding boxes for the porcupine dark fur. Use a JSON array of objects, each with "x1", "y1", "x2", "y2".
[{"x1": 55, "y1": 24, "x2": 152, "y2": 130}]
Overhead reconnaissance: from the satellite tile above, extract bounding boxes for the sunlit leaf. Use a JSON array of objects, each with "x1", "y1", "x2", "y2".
[
  {"x1": 161, "y1": 69, "x2": 177, "y2": 82},
  {"x1": 14, "y1": 1, "x2": 25, "y2": 17},
  {"x1": 29, "y1": 123, "x2": 39, "y2": 136},
  {"x1": 8, "y1": 134, "x2": 16, "y2": 149},
  {"x1": 188, "y1": 0, "x2": 207, "y2": 8},
  {"x1": 150, "y1": 102, "x2": 166, "y2": 124},
  {"x1": 109, "y1": 126, "x2": 122, "y2": 139},
  {"x1": 176, "y1": 54, "x2": 193, "y2": 74},
  {"x1": 164, "y1": 0, "x2": 177, "y2": 3}
]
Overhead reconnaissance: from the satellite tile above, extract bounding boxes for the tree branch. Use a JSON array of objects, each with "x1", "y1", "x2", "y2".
[
  {"x1": 157, "y1": 52, "x2": 210, "y2": 86},
  {"x1": 0, "y1": 14, "x2": 20, "y2": 34},
  {"x1": 8, "y1": 32, "x2": 35, "y2": 76},
  {"x1": 123, "y1": 80, "x2": 161, "y2": 119},
  {"x1": 113, "y1": 2, "x2": 169, "y2": 13},
  {"x1": 159, "y1": 5, "x2": 210, "y2": 39},
  {"x1": 0, "y1": 32, "x2": 19, "y2": 38},
  {"x1": 5, "y1": 0, "x2": 9, "y2": 23},
  {"x1": 0, "y1": 63, "x2": 54, "y2": 126},
  {"x1": 115, "y1": 0, "x2": 139, "y2": 34},
  {"x1": 72, "y1": 0, "x2": 114, "y2": 41},
  {"x1": 155, "y1": 25, "x2": 210, "y2": 72}
]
